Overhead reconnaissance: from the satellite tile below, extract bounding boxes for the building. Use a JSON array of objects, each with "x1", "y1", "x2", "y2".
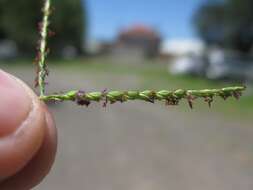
[{"x1": 113, "y1": 24, "x2": 161, "y2": 60}]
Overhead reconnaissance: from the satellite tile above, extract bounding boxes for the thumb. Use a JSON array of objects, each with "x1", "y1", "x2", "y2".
[{"x1": 0, "y1": 70, "x2": 46, "y2": 180}]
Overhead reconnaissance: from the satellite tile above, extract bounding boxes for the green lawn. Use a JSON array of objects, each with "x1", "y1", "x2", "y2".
[{"x1": 1, "y1": 58, "x2": 253, "y2": 119}]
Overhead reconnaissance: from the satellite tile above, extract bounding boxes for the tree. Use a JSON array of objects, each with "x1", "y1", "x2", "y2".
[
  {"x1": 193, "y1": 1, "x2": 225, "y2": 45},
  {"x1": 49, "y1": 0, "x2": 87, "y2": 55},
  {"x1": 0, "y1": 2, "x2": 6, "y2": 39},
  {"x1": 194, "y1": 0, "x2": 253, "y2": 53},
  {"x1": 224, "y1": 0, "x2": 253, "y2": 52},
  {"x1": 0, "y1": 0, "x2": 86, "y2": 55}
]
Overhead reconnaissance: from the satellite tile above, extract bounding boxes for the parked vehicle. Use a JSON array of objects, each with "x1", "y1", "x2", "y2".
[
  {"x1": 206, "y1": 50, "x2": 253, "y2": 82},
  {"x1": 0, "y1": 40, "x2": 18, "y2": 60},
  {"x1": 169, "y1": 54, "x2": 206, "y2": 76},
  {"x1": 168, "y1": 47, "x2": 253, "y2": 83}
]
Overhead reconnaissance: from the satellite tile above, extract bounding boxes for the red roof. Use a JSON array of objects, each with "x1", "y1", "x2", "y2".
[{"x1": 119, "y1": 24, "x2": 160, "y2": 40}]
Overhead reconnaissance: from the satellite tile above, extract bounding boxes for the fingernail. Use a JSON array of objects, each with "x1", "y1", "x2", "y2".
[{"x1": 0, "y1": 70, "x2": 32, "y2": 137}]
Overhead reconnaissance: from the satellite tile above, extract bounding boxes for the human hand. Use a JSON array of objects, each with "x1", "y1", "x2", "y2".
[{"x1": 0, "y1": 70, "x2": 57, "y2": 190}]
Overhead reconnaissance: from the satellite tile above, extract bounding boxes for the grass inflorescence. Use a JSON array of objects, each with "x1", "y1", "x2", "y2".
[
  {"x1": 36, "y1": 0, "x2": 246, "y2": 109},
  {"x1": 40, "y1": 86, "x2": 246, "y2": 109},
  {"x1": 35, "y1": 0, "x2": 52, "y2": 96}
]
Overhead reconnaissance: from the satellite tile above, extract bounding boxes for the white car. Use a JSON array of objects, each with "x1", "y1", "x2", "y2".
[
  {"x1": 206, "y1": 51, "x2": 253, "y2": 82},
  {"x1": 169, "y1": 54, "x2": 205, "y2": 76},
  {"x1": 0, "y1": 40, "x2": 17, "y2": 60}
]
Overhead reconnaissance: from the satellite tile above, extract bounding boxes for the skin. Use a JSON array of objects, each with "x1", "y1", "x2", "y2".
[{"x1": 0, "y1": 70, "x2": 57, "y2": 190}]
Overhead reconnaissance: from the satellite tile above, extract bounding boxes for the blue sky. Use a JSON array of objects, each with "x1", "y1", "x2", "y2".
[{"x1": 86, "y1": 0, "x2": 205, "y2": 41}]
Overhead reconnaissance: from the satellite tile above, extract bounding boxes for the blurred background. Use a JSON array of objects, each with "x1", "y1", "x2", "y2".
[{"x1": 1, "y1": 0, "x2": 253, "y2": 189}]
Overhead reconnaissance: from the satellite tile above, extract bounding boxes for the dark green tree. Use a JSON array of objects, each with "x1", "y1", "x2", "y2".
[
  {"x1": 0, "y1": 1, "x2": 6, "y2": 39},
  {"x1": 193, "y1": 1, "x2": 225, "y2": 45},
  {"x1": 0, "y1": 0, "x2": 86, "y2": 55},
  {"x1": 194, "y1": 0, "x2": 253, "y2": 53},
  {"x1": 224, "y1": 0, "x2": 253, "y2": 52}
]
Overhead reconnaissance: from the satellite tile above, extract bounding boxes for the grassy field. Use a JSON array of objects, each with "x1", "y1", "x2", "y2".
[{"x1": 1, "y1": 57, "x2": 253, "y2": 119}]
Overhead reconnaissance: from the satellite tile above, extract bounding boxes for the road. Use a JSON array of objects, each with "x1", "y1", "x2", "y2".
[{"x1": 2, "y1": 66, "x2": 253, "y2": 190}]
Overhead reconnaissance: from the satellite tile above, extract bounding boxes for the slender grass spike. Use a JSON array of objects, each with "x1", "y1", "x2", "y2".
[{"x1": 36, "y1": 0, "x2": 246, "y2": 108}]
